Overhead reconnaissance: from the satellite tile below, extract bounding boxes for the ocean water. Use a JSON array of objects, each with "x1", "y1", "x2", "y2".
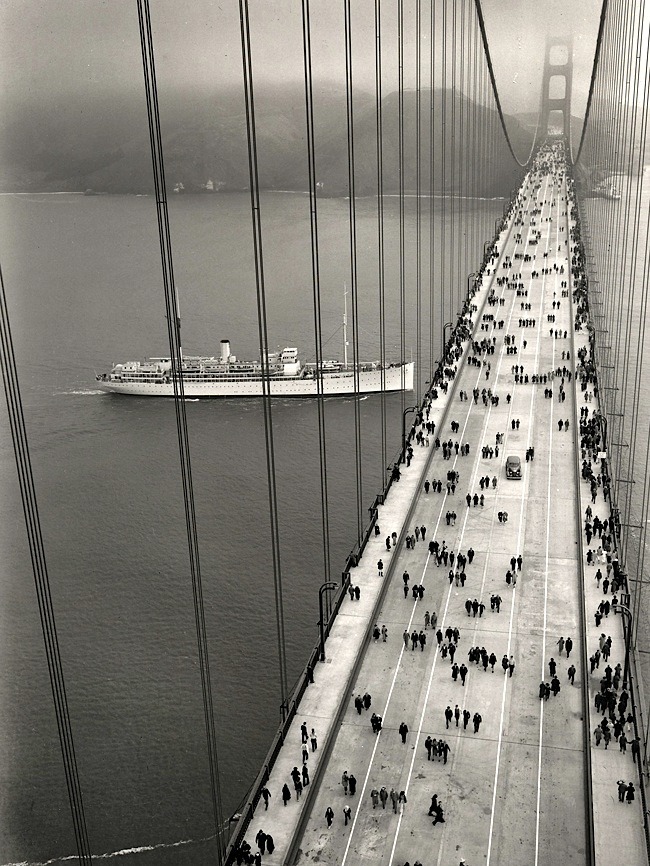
[{"x1": 0, "y1": 190, "x2": 501, "y2": 865}]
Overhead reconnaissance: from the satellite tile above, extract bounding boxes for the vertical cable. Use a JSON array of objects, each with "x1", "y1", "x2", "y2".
[
  {"x1": 343, "y1": 0, "x2": 364, "y2": 545},
  {"x1": 374, "y1": 0, "x2": 388, "y2": 483},
  {"x1": 238, "y1": 0, "x2": 290, "y2": 723},
  {"x1": 300, "y1": 0, "x2": 332, "y2": 588},
  {"x1": 137, "y1": 1, "x2": 226, "y2": 858},
  {"x1": 0, "y1": 265, "x2": 93, "y2": 865}
]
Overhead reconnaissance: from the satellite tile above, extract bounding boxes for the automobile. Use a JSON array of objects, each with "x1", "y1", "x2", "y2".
[{"x1": 505, "y1": 455, "x2": 522, "y2": 479}]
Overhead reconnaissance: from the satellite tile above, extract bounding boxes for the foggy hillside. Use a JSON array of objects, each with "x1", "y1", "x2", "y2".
[{"x1": 0, "y1": 84, "x2": 534, "y2": 196}]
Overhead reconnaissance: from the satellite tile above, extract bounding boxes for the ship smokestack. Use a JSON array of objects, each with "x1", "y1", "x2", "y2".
[{"x1": 220, "y1": 339, "x2": 231, "y2": 363}]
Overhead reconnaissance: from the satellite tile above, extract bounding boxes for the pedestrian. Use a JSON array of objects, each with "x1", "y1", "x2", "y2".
[
  {"x1": 310, "y1": 728, "x2": 317, "y2": 751},
  {"x1": 463, "y1": 708, "x2": 471, "y2": 729},
  {"x1": 398, "y1": 790, "x2": 407, "y2": 813},
  {"x1": 594, "y1": 726, "x2": 602, "y2": 747},
  {"x1": 568, "y1": 664, "x2": 576, "y2": 685},
  {"x1": 370, "y1": 788, "x2": 379, "y2": 808},
  {"x1": 445, "y1": 706, "x2": 453, "y2": 728},
  {"x1": 425, "y1": 735, "x2": 433, "y2": 760},
  {"x1": 301, "y1": 721, "x2": 308, "y2": 743},
  {"x1": 343, "y1": 805, "x2": 352, "y2": 825},
  {"x1": 508, "y1": 656, "x2": 516, "y2": 677},
  {"x1": 261, "y1": 786, "x2": 271, "y2": 809},
  {"x1": 302, "y1": 744, "x2": 309, "y2": 764},
  {"x1": 557, "y1": 636, "x2": 565, "y2": 655},
  {"x1": 354, "y1": 695, "x2": 363, "y2": 714},
  {"x1": 294, "y1": 778, "x2": 303, "y2": 799},
  {"x1": 403, "y1": 629, "x2": 409, "y2": 649},
  {"x1": 377, "y1": 559, "x2": 384, "y2": 576},
  {"x1": 565, "y1": 636, "x2": 573, "y2": 657},
  {"x1": 282, "y1": 783, "x2": 291, "y2": 805},
  {"x1": 390, "y1": 788, "x2": 399, "y2": 812},
  {"x1": 501, "y1": 654, "x2": 509, "y2": 674},
  {"x1": 266, "y1": 834, "x2": 274, "y2": 854},
  {"x1": 460, "y1": 663, "x2": 468, "y2": 685},
  {"x1": 379, "y1": 786, "x2": 389, "y2": 809},
  {"x1": 473, "y1": 712, "x2": 482, "y2": 733},
  {"x1": 399, "y1": 721, "x2": 409, "y2": 743},
  {"x1": 428, "y1": 793, "x2": 439, "y2": 816},
  {"x1": 255, "y1": 829, "x2": 267, "y2": 855},
  {"x1": 549, "y1": 658, "x2": 556, "y2": 677},
  {"x1": 627, "y1": 783, "x2": 636, "y2": 804},
  {"x1": 454, "y1": 705, "x2": 461, "y2": 727},
  {"x1": 348, "y1": 773, "x2": 357, "y2": 795},
  {"x1": 341, "y1": 771, "x2": 349, "y2": 795},
  {"x1": 381, "y1": 624, "x2": 388, "y2": 642},
  {"x1": 617, "y1": 780, "x2": 628, "y2": 802}
]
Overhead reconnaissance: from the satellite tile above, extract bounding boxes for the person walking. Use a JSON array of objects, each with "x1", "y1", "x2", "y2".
[
  {"x1": 557, "y1": 636, "x2": 565, "y2": 655},
  {"x1": 617, "y1": 780, "x2": 628, "y2": 802},
  {"x1": 568, "y1": 664, "x2": 576, "y2": 685},
  {"x1": 508, "y1": 656, "x2": 516, "y2": 677},
  {"x1": 261, "y1": 786, "x2": 271, "y2": 810},
  {"x1": 565, "y1": 636, "x2": 573, "y2": 657},
  {"x1": 310, "y1": 728, "x2": 318, "y2": 751},
  {"x1": 348, "y1": 773, "x2": 357, "y2": 796},
  {"x1": 282, "y1": 783, "x2": 291, "y2": 805},
  {"x1": 463, "y1": 708, "x2": 471, "y2": 730},
  {"x1": 473, "y1": 712, "x2": 482, "y2": 733},
  {"x1": 379, "y1": 786, "x2": 389, "y2": 809},
  {"x1": 341, "y1": 771, "x2": 349, "y2": 795},
  {"x1": 399, "y1": 722, "x2": 409, "y2": 743},
  {"x1": 454, "y1": 705, "x2": 461, "y2": 727},
  {"x1": 343, "y1": 805, "x2": 352, "y2": 825},
  {"x1": 626, "y1": 783, "x2": 636, "y2": 805},
  {"x1": 390, "y1": 788, "x2": 399, "y2": 812},
  {"x1": 460, "y1": 663, "x2": 468, "y2": 685},
  {"x1": 370, "y1": 788, "x2": 379, "y2": 808},
  {"x1": 325, "y1": 806, "x2": 334, "y2": 827},
  {"x1": 445, "y1": 706, "x2": 453, "y2": 728}
]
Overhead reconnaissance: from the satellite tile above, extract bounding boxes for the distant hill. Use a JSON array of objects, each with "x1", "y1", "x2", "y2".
[{"x1": 0, "y1": 84, "x2": 534, "y2": 196}]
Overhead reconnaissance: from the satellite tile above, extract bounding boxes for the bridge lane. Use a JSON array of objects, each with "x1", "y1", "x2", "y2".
[{"x1": 291, "y1": 155, "x2": 591, "y2": 866}]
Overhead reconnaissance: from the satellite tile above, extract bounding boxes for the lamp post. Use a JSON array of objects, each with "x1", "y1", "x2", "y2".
[
  {"x1": 402, "y1": 405, "x2": 419, "y2": 459},
  {"x1": 467, "y1": 272, "x2": 477, "y2": 300},
  {"x1": 618, "y1": 602, "x2": 633, "y2": 688},
  {"x1": 318, "y1": 581, "x2": 338, "y2": 661},
  {"x1": 442, "y1": 321, "x2": 454, "y2": 354}
]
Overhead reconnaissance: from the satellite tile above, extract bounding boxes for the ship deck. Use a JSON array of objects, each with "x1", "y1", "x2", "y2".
[{"x1": 232, "y1": 159, "x2": 648, "y2": 865}]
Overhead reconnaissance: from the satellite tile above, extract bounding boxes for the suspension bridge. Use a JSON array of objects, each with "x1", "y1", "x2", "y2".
[{"x1": 3, "y1": 0, "x2": 650, "y2": 865}]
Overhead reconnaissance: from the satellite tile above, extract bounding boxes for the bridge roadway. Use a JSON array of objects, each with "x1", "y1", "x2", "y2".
[{"x1": 238, "y1": 154, "x2": 647, "y2": 866}]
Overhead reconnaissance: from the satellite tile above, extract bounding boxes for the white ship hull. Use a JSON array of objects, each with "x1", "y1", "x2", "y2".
[{"x1": 97, "y1": 362, "x2": 414, "y2": 398}]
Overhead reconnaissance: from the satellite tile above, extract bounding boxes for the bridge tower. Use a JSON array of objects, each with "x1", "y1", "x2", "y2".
[{"x1": 540, "y1": 35, "x2": 573, "y2": 138}]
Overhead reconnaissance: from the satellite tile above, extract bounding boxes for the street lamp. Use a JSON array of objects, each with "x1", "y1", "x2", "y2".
[
  {"x1": 442, "y1": 321, "x2": 453, "y2": 354},
  {"x1": 318, "y1": 581, "x2": 338, "y2": 661},
  {"x1": 402, "y1": 405, "x2": 419, "y2": 458},
  {"x1": 618, "y1": 602, "x2": 633, "y2": 688},
  {"x1": 467, "y1": 272, "x2": 477, "y2": 300}
]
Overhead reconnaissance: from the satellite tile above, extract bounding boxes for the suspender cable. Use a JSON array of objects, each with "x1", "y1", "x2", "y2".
[
  {"x1": 238, "y1": 0, "x2": 290, "y2": 718},
  {"x1": 300, "y1": 0, "x2": 332, "y2": 588},
  {"x1": 374, "y1": 0, "x2": 388, "y2": 483},
  {"x1": 0, "y1": 263, "x2": 92, "y2": 865},
  {"x1": 343, "y1": 0, "x2": 364, "y2": 546},
  {"x1": 450, "y1": 0, "x2": 457, "y2": 326},
  {"x1": 428, "y1": 1, "x2": 437, "y2": 383},
  {"x1": 136, "y1": 4, "x2": 226, "y2": 859},
  {"x1": 441, "y1": 0, "x2": 447, "y2": 351},
  {"x1": 398, "y1": 0, "x2": 406, "y2": 417},
  {"x1": 415, "y1": 0, "x2": 422, "y2": 399}
]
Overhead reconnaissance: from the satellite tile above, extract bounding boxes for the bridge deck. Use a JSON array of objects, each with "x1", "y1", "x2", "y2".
[{"x1": 237, "y1": 150, "x2": 647, "y2": 866}]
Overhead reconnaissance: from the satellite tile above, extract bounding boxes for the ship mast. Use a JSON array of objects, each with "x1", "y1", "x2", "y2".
[{"x1": 343, "y1": 286, "x2": 349, "y2": 370}]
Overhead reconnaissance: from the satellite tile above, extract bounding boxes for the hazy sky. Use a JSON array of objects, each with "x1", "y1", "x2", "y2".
[{"x1": 1, "y1": 0, "x2": 604, "y2": 118}]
